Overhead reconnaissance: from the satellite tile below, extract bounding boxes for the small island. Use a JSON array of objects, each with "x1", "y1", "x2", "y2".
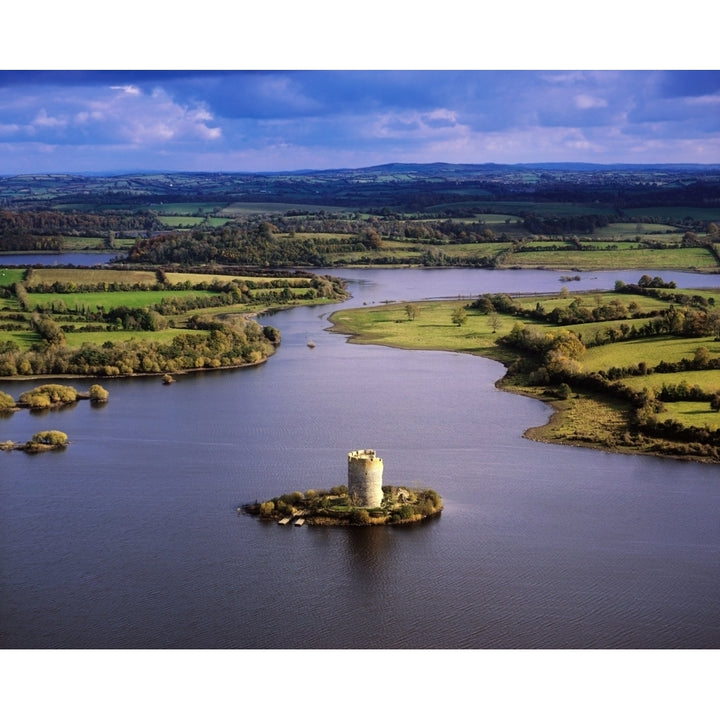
[
  {"x1": 241, "y1": 449, "x2": 443, "y2": 526},
  {"x1": 1, "y1": 430, "x2": 69, "y2": 453},
  {"x1": 0, "y1": 383, "x2": 109, "y2": 412}
]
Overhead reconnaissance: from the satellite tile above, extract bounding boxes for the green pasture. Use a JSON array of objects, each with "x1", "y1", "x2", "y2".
[
  {"x1": 651, "y1": 287, "x2": 720, "y2": 303},
  {"x1": 330, "y1": 293, "x2": 720, "y2": 375},
  {"x1": 582, "y1": 336, "x2": 719, "y2": 372},
  {"x1": 593, "y1": 222, "x2": 680, "y2": 237},
  {"x1": 416, "y1": 213, "x2": 522, "y2": 225},
  {"x1": 480, "y1": 214, "x2": 523, "y2": 225},
  {"x1": 60, "y1": 236, "x2": 111, "y2": 250},
  {"x1": 621, "y1": 369, "x2": 720, "y2": 396},
  {"x1": 164, "y1": 272, "x2": 306, "y2": 286},
  {"x1": 437, "y1": 242, "x2": 510, "y2": 258},
  {"x1": 656, "y1": 401, "x2": 720, "y2": 431},
  {"x1": 155, "y1": 215, "x2": 231, "y2": 229},
  {"x1": 26, "y1": 268, "x2": 158, "y2": 287},
  {"x1": 327, "y1": 241, "x2": 424, "y2": 264},
  {"x1": 0, "y1": 268, "x2": 25, "y2": 287},
  {"x1": 329, "y1": 301, "x2": 548, "y2": 362},
  {"x1": 63, "y1": 327, "x2": 201, "y2": 348},
  {"x1": 157, "y1": 216, "x2": 207, "y2": 228},
  {"x1": 26, "y1": 289, "x2": 219, "y2": 312},
  {"x1": 1, "y1": 330, "x2": 40, "y2": 351},
  {"x1": 578, "y1": 241, "x2": 645, "y2": 250},
  {"x1": 505, "y1": 246, "x2": 718, "y2": 271},
  {"x1": 521, "y1": 241, "x2": 577, "y2": 250},
  {"x1": 512, "y1": 292, "x2": 677, "y2": 315}
]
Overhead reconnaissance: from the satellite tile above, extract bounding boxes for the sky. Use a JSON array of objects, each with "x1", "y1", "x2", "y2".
[
  {"x1": 1, "y1": 69, "x2": 719, "y2": 174},
  {"x1": 1, "y1": 1, "x2": 718, "y2": 176}
]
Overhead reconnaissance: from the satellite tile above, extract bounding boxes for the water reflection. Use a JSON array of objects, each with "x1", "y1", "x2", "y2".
[{"x1": 342, "y1": 526, "x2": 396, "y2": 582}]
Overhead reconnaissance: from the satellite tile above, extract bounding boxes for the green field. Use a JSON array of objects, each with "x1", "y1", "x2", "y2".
[
  {"x1": 25, "y1": 289, "x2": 219, "y2": 312},
  {"x1": 0, "y1": 267, "x2": 348, "y2": 376},
  {"x1": 0, "y1": 268, "x2": 25, "y2": 287},
  {"x1": 656, "y1": 401, "x2": 720, "y2": 431},
  {"x1": 433, "y1": 242, "x2": 509, "y2": 259},
  {"x1": 507, "y1": 246, "x2": 717, "y2": 271},
  {"x1": 164, "y1": 272, "x2": 307, "y2": 286},
  {"x1": 621, "y1": 369, "x2": 720, "y2": 395},
  {"x1": 329, "y1": 300, "x2": 532, "y2": 363},
  {"x1": 512, "y1": 292, "x2": 672, "y2": 315},
  {"x1": 157, "y1": 216, "x2": 208, "y2": 227},
  {"x1": 62, "y1": 327, "x2": 202, "y2": 348},
  {"x1": 26, "y1": 268, "x2": 159, "y2": 287},
  {"x1": 582, "y1": 337, "x2": 719, "y2": 372}
]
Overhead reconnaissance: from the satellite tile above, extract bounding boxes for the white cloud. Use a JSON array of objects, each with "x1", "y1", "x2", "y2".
[
  {"x1": 686, "y1": 93, "x2": 720, "y2": 106},
  {"x1": 0, "y1": 123, "x2": 21, "y2": 135},
  {"x1": 574, "y1": 94, "x2": 608, "y2": 110},
  {"x1": 25, "y1": 85, "x2": 223, "y2": 147},
  {"x1": 110, "y1": 85, "x2": 141, "y2": 96},
  {"x1": 33, "y1": 108, "x2": 67, "y2": 128},
  {"x1": 370, "y1": 108, "x2": 464, "y2": 140}
]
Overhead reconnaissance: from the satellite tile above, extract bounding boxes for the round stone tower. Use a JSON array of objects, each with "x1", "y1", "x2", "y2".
[{"x1": 347, "y1": 449, "x2": 384, "y2": 508}]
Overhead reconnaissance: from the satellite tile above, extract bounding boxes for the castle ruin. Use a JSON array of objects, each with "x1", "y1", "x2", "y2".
[{"x1": 347, "y1": 449, "x2": 384, "y2": 508}]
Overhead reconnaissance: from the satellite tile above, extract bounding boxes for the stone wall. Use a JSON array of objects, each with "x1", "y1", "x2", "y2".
[{"x1": 347, "y1": 449, "x2": 384, "y2": 508}]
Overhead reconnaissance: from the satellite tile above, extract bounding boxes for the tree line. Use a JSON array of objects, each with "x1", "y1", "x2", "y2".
[{"x1": 0, "y1": 318, "x2": 279, "y2": 377}]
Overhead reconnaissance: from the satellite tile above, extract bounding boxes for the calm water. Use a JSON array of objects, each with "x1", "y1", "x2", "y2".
[
  {"x1": 1, "y1": 265, "x2": 719, "y2": 648},
  {"x1": 0, "y1": 252, "x2": 118, "y2": 267}
]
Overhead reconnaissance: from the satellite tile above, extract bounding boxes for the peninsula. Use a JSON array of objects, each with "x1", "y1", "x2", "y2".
[{"x1": 329, "y1": 279, "x2": 720, "y2": 464}]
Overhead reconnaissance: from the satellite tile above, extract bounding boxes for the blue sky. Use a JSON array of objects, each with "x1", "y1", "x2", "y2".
[
  {"x1": 2, "y1": 2, "x2": 717, "y2": 174},
  {"x1": 0, "y1": 70, "x2": 720, "y2": 174},
  {"x1": 1, "y1": 70, "x2": 719, "y2": 174},
  {"x1": 1, "y1": 69, "x2": 719, "y2": 174}
]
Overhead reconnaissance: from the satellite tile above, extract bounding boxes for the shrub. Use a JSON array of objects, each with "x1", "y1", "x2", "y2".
[
  {"x1": 349, "y1": 508, "x2": 371, "y2": 525},
  {"x1": 396, "y1": 504, "x2": 415, "y2": 520},
  {"x1": 259, "y1": 501, "x2": 275, "y2": 517},
  {"x1": 0, "y1": 391, "x2": 16, "y2": 410},
  {"x1": 89, "y1": 384, "x2": 109, "y2": 403},
  {"x1": 31, "y1": 430, "x2": 68, "y2": 446},
  {"x1": 20, "y1": 384, "x2": 78, "y2": 407},
  {"x1": 23, "y1": 393, "x2": 52, "y2": 409},
  {"x1": 556, "y1": 382, "x2": 572, "y2": 400}
]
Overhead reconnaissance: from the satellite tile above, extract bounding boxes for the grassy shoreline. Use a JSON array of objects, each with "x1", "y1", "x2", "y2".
[{"x1": 328, "y1": 289, "x2": 720, "y2": 464}]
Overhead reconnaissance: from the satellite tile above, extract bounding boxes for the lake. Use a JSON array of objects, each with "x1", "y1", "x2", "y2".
[{"x1": 1, "y1": 265, "x2": 719, "y2": 648}]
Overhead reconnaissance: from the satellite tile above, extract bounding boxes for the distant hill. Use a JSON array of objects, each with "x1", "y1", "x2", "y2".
[{"x1": 2, "y1": 163, "x2": 720, "y2": 212}]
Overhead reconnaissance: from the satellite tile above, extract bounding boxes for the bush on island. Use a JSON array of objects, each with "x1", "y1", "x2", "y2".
[
  {"x1": 30, "y1": 430, "x2": 68, "y2": 446},
  {"x1": 0, "y1": 391, "x2": 16, "y2": 411},
  {"x1": 20, "y1": 384, "x2": 78, "y2": 408},
  {"x1": 89, "y1": 384, "x2": 109, "y2": 403}
]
